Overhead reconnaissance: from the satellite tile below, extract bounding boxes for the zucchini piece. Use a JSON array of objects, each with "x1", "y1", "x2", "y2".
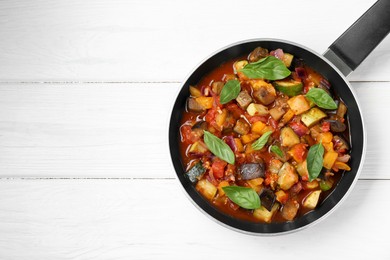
[
  {"x1": 301, "y1": 107, "x2": 327, "y2": 127},
  {"x1": 303, "y1": 190, "x2": 322, "y2": 209},
  {"x1": 273, "y1": 79, "x2": 303, "y2": 97},
  {"x1": 196, "y1": 179, "x2": 217, "y2": 201},
  {"x1": 186, "y1": 162, "x2": 206, "y2": 183},
  {"x1": 246, "y1": 103, "x2": 269, "y2": 116},
  {"x1": 282, "y1": 53, "x2": 294, "y2": 67},
  {"x1": 277, "y1": 162, "x2": 298, "y2": 190},
  {"x1": 280, "y1": 127, "x2": 300, "y2": 147},
  {"x1": 253, "y1": 203, "x2": 279, "y2": 223}
]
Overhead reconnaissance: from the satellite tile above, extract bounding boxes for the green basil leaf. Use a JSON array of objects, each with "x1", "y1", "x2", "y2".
[
  {"x1": 307, "y1": 143, "x2": 325, "y2": 182},
  {"x1": 222, "y1": 186, "x2": 261, "y2": 209},
  {"x1": 305, "y1": 88, "x2": 337, "y2": 109},
  {"x1": 252, "y1": 131, "x2": 272, "y2": 150},
  {"x1": 203, "y1": 131, "x2": 235, "y2": 164},
  {"x1": 239, "y1": 56, "x2": 291, "y2": 80},
  {"x1": 270, "y1": 145, "x2": 284, "y2": 158},
  {"x1": 220, "y1": 80, "x2": 241, "y2": 104}
]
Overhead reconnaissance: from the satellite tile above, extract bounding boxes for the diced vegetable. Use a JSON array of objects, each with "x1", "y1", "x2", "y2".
[
  {"x1": 196, "y1": 179, "x2": 217, "y2": 200},
  {"x1": 336, "y1": 101, "x2": 347, "y2": 118},
  {"x1": 259, "y1": 188, "x2": 276, "y2": 211},
  {"x1": 334, "y1": 161, "x2": 351, "y2": 171},
  {"x1": 281, "y1": 199, "x2": 299, "y2": 221},
  {"x1": 251, "y1": 121, "x2": 266, "y2": 134},
  {"x1": 273, "y1": 79, "x2": 303, "y2": 97},
  {"x1": 188, "y1": 141, "x2": 208, "y2": 155},
  {"x1": 280, "y1": 127, "x2": 300, "y2": 147},
  {"x1": 241, "y1": 133, "x2": 260, "y2": 144},
  {"x1": 247, "y1": 177, "x2": 264, "y2": 193},
  {"x1": 195, "y1": 97, "x2": 214, "y2": 109},
  {"x1": 303, "y1": 190, "x2": 322, "y2": 209},
  {"x1": 277, "y1": 162, "x2": 299, "y2": 190},
  {"x1": 296, "y1": 160, "x2": 309, "y2": 180},
  {"x1": 246, "y1": 103, "x2": 269, "y2": 116},
  {"x1": 316, "y1": 132, "x2": 333, "y2": 144},
  {"x1": 234, "y1": 60, "x2": 248, "y2": 73},
  {"x1": 250, "y1": 80, "x2": 276, "y2": 105},
  {"x1": 212, "y1": 81, "x2": 224, "y2": 95},
  {"x1": 187, "y1": 97, "x2": 204, "y2": 112},
  {"x1": 186, "y1": 162, "x2": 206, "y2": 183},
  {"x1": 302, "y1": 180, "x2": 319, "y2": 189},
  {"x1": 215, "y1": 108, "x2": 228, "y2": 130},
  {"x1": 239, "y1": 163, "x2": 265, "y2": 180},
  {"x1": 248, "y1": 47, "x2": 269, "y2": 62},
  {"x1": 288, "y1": 143, "x2": 307, "y2": 163},
  {"x1": 233, "y1": 118, "x2": 250, "y2": 135},
  {"x1": 189, "y1": 86, "x2": 202, "y2": 97},
  {"x1": 268, "y1": 159, "x2": 283, "y2": 175},
  {"x1": 211, "y1": 158, "x2": 227, "y2": 179},
  {"x1": 269, "y1": 107, "x2": 286, "y2": 121},
  {"x1": 234, "y1": 138, "x2": 244, "y2": 152},
  {"x1": 282, "y1": 53, "x2": 294, "y2": 67},
  {"x1": 280, "y1": 109, "x2": 295, "y2": 125},
  {"x1": 323, "y1": 151, "x2": 338, "y2": 169},
  {"x1": 217, "y1": 181, "x2": 230, "y2": 196},
  {"x1": 236, "y1": 90, "x2": 252, "y2": 109},
  {"x1": 301, "y1": 107, "x2": 327, "y2": 127},
  {"x1": 333, "y1": 135, "x2": 350, "y2": 152},
  {"x1": 320, "y1": 179, "x2": 333, "y2": 191},
  {"x1": 287, "y1": 95, "x2": 311, "y2": 115},
  {"x1": 253, "y1": 203, "x2": 279, "y2": 223},
  {"x1": 275, "y1": 190, "x2": 289, "y2": 204},
  {"x1": 325, "y1": 119, "x2": 347, "y2": 133}
]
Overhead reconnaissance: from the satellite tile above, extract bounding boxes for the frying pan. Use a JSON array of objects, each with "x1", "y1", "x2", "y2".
[{"x1": 169, "y1": 0, "x2": 390, "y2": 235}]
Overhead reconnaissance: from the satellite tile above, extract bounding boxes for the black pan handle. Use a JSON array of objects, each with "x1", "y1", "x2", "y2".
[{"x1": 323, "y1": 0, "x2": 390, "y2": 76}]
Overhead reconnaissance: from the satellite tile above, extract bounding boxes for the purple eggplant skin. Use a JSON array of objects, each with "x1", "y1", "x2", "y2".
[
  {"x1": 259, "y1": 188, "x2": 276, "y2": 211},
  {"x1": 325, "y1": 119, "x2": 346, "y2": 133},
  {"x1": 239, "y1": 163, "x2": 265, "y2": 180}
]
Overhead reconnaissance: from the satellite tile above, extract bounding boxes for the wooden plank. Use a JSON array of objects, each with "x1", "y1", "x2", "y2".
[
  {"x1": 0, "y1": 0, "x2": 386, "y2": 82},
  {"x1": 0, "y1": 82, "x2": 388, "y2": 178},
  {"x1": 0, "y1": 178, "x2": 388, "y2": 259}
]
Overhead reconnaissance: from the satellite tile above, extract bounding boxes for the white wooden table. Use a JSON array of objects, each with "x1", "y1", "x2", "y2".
[{"x1": 1, "y1": 0, "x2": 389, "y2": 258}]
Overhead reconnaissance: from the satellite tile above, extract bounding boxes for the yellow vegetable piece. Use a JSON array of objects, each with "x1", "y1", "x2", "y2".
[
  {"x1": 317, "y1": 132, "x2": 333, "y2": 144},
  {"x1": 217, "y1": 181, "x2": 230, "y2": 196},
  {"x1": 334, "y1": 161, "x2": 351, "y2": 171},
  {"x1": 280, "y1": 127, "x2": 300, "y2": 147},
  {"x1": 303, "y1": 190, "x2": 322, "y2": 209},
  {"x1": 234, "y1": 138, "x2": 244, "y2": 153},
  {"x1": 323, "y1": 151, "x2": 338, "y2": 170},
  {"x1": 287, "y1": 95, "x2": 311, "y2": 115},
  {"x1": 195, "y1": 97, "x2": 213, "y2": 109},
  {"x1": 241, "y1": 133, "x2": 260, "y2": 144},
  {"x1": 280, "y1": 109, "x2": 295, "y2": 125},
  {"x1": 253, "y1": 204, "x2": 279, "y2": 223},
  {"x1": 251, "y1": 121, "x2": 266, "y2": 134},
  {"x1": 196, "y1": 179, "x2": 217, "y2": 201},
  {"x1": 189, "y1": 86, "x2": 202, "y2": 97},
  {"x1": 246, "y1": 103, "x2": 269, "y2": 116}
]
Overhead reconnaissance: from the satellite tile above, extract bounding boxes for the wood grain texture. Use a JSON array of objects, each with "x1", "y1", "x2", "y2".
[
  {"x1": 0, "y1": 82, "x2": 387, "y2": 178},
  {"x1": 1, "y1": 0, "x2": 387, "y2": 82},
  {"x1": 0, "y1": 179, "x2": 388, "y2": 259}
]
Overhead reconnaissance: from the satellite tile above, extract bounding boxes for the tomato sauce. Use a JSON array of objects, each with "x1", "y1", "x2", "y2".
[{"x1": 179, "y1": 47, "x2": 350, "y2": 223}]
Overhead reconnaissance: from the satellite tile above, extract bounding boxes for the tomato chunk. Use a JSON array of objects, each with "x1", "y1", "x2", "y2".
[{"x1": 211, "y1": 158, "x2": 227, "y2": 179}]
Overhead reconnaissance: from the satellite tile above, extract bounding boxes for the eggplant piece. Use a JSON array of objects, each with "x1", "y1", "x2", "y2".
[
  {"x1": 253, "y1": 87, "x2": 276, "y2": 105},
  {"x1": 248, "y1": 47, "x2": 269, "y2": 63},
  {"x1": 187, "y1": 97, "x2": 204, "y2": 112},
  {"x1": 281, "y1": 199, "x2": 299, "y2": 221},
  {"x1": 324, "y1": 119, "x2": 346, "y2": 132},
  {"x1": 233, "y1": 118, "x2": 250, "y2": 135},
  {"x1": 192, "y1": 120, "x2": 207, "y2": 130},
  {"x1": 186, "y1": 162, "x2": 206, "y2": 183},
  {"x1": 239, "y1": 162, "x2": 265, "y2": 180},
  {"x1": 259, "y1": 188, "x2": 276, "y2": 211},
  {"x1": 236, "y1": 90, "x2": 252, "y2": 109}
]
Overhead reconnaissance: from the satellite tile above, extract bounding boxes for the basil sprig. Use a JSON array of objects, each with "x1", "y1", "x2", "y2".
[
  {"x1": 305, "y1": 88, "x2": 337, "y2": 109},
  {"x1": 252, "y1": 131, "x2": 272, "y2": 150},
  {"x1": 220, "y1": 80, "x2": 241, "y2": 104},
  {"x1": 240, "y1": 56, "x2": 291, "y2": 80},
  {"x1": 222, "y1": 186, "x2": 261, "y2": 209},
  {"x1": 307, "y1": 143, "x2": 325, "y2": 182},
  {"x1": 203, "y1": 131, "x2": 235, "y2": 164},
  {"x1": 270, "y1": 145, "x2": 284, "y2": 158}
]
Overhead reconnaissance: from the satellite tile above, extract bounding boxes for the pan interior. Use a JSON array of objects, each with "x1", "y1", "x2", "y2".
[{"x1": 169, "y1": 40, "x2": 364, "y2": 234}]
